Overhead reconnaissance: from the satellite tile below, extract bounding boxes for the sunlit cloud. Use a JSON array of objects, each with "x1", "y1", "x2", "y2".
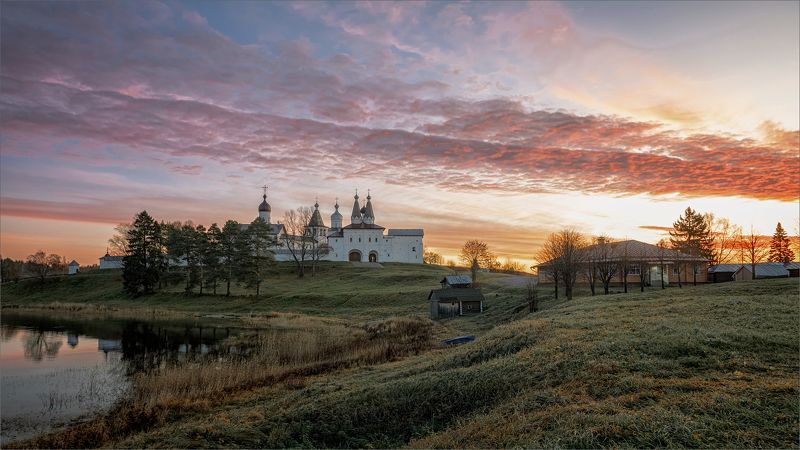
[{"x1": 1, "y1": 0, "x2": 798, "y2": 263}]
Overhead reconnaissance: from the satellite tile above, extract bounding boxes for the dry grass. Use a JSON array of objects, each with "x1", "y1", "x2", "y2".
[{"x1": 10, "y1": 316, "x2": 433, "y2": 449}]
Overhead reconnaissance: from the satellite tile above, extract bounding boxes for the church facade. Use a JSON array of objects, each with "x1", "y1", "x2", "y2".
[{"x1": 256, "y1": 191, "x2": 424, "y2": 264}]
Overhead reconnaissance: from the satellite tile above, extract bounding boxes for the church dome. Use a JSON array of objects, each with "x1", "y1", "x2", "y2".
[
  {"x1": 331, "y1": 200, "x2": 342, "y2": 219},
  {"x1": 258, "y1": 195, "x2": 271, "y2": 212}
]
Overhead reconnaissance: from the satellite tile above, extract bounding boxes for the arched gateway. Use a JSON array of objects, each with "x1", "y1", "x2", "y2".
[
  {"x1": 368, "y1": 251, "x2": 378, "y2": 262},
  {"x1": 348, "y1": 250, "x2": 362, "y2": 262}
]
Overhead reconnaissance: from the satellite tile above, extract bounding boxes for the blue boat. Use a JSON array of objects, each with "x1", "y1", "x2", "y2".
[{"x1": 442, "y1": 335, "x2": 475, "y2": 346}]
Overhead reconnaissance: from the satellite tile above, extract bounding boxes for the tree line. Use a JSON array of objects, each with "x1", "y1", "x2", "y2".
[
  {"x1": 420, "y1": 207, "x2": 797, "y2": 303},
  {"x1": 121, "y1": 208, "x2": 329, "y2": 297},
  {"x1": 1, "y1": 251, "x2": 68, "y2": 284},
  {"x1": 535, "y1": 207, "x2": 797, "y2": 300}
]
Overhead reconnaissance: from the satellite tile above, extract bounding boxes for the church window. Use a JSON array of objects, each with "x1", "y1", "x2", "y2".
[
  {"x1": 412, "y1": 247, "x2": 416, "y2": 252},
  {"x1": 350, "y1": 237, "x2": 352, "y2": 242},
  {"x1": 359, "y1": 237, "x2": 361, "y2": 242}
]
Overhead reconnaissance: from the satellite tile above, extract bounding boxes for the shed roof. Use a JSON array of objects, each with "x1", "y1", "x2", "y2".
[
  {"x1": 708, "y1": 264, "x2": 743, "y2": 273},
  {"x1": 68, "y1": 260, "x2": 79, "y2": 266},
  {"x1": 783, "y1": 262, "x2": 800, "y2": 270},
  {"x1": 735, "y1": 263, "x2": 790, "y2": 278},
  {"x1": 441, "y1": 275, "x2": 472, "y2": 285},
  {"x1": 101, "y1": 255, "x2": 124, "y2": 261},
  {"x1": 536, "y1": 239, "x2": 707, "y2": 267},
  {"x1": 428, "y1": 288, "x2": 485, "y2": 302}
]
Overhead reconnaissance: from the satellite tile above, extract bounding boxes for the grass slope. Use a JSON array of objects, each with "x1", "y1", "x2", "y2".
[
  {"x1": 4, "y1": 266, "x2": 797, "y2": 448},
  {"x1": 108, "y1": 279, "x2": 798, "y2": 448}
]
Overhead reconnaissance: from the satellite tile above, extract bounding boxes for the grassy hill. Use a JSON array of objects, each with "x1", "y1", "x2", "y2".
[{"x1": 4, "y1": 265, "x2": 798, "y2": 448}]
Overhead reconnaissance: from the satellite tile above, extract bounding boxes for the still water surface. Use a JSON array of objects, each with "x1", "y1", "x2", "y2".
[{"x1": 0, "y1": 310, "x2": 258, "y2": 444}]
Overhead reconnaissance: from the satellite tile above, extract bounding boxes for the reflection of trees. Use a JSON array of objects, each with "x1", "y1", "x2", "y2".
[
  {"x1": 23, "y1": 331, "x2": 63, "y2": 361},
  {"x1": 1, "y1": 325, "x2": 19, "y2": 342}
]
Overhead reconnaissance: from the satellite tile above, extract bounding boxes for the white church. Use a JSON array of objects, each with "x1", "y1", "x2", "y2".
[{"x1": 256, "y1": 190, "x2": 424, "y2": 264}]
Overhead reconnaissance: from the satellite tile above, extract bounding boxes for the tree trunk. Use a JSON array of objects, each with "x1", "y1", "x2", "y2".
[
  {"x1": 623, "y1": 270, "x2": 628, "y2": 293},
  {"x1": 640, "y1": 265, "x2": 645, "y2": 292},
  {"x1": 660, "y1": 264, "x2": 665, "y2": 289},
  {"x1": 553, "y1": 277, "x2": 559, "y2": 300},
  {"x1": 693, "y1": 264, "x2": 697, "y2": 286}
]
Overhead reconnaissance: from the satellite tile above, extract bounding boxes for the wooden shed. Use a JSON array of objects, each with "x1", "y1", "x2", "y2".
[{"x1": 428, "y1": 288, "x2": 485, "y2": 319}]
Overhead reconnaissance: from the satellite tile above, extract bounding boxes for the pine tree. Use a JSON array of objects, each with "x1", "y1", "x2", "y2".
[
  {"x1": 220, "y1": 220, "x2": 241, "y2": 296},
  {"x1": 769, "y1": 222, "x2": 795, "y2": 262},
  {"x1": 669, "y1": 207, "x2": 714, "y2": 285},
  {"x1": 123, "y1": 211, "x2": 163, "y2": 296},
  {"x1": 240, "y1": 218, "x2": 276, "y2": 296},
  {"x1": 204, "y1": 223, "x2": 223, "y2": 295}
]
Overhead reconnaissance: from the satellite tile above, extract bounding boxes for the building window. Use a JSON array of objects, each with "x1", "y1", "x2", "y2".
[
  {"x1": 628, "y1": 266, "x2": 641, "y2": 275},
  {"x1": 673, "y1": 266, "x2": 680, "y2": 275},
  {"x1": 412, "y1": 247, "x2": 416, "y2": 252},
  {"x1": 694, "y1": 266, "x2": 699, "y2": 275},
  {"x1": 359, "y1": 237, "x2": 361, "y2": 242},
  {"x1": 350, "y1": 237, "x2": 352, "y2": 242}
]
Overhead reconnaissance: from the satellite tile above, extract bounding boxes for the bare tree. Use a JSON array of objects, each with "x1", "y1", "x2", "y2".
[
  {"x1": 656, "y1": 239, "x2": 668, "y2": 289},
  {"x1": 108, "y1": 223, "x2": 132, "y2": 256},
  {"x1": 536, "y1": 238, "x2": 561, "y2": 299},
  {"x1": 526, "y1": 278, "x2": 539, "y2": 313},
  {"x1": 672, "y1": 247, "x2": 683, "y2": 288},
  {"x1": 594, "y1": 236, "x2": 617, "y2": 295},
  {"x1": 707, "y1": 214, "x2": 743, "y2": 265},
  {"x1": 307, "y1": 229, "x2": 330, "y2": 277},
  {"x1": 459, "y1": 240, "x2": 494, "y2": 283},
  {"x1": 280, "y1": 207, "x2": 314, "y2": 278},
  {"x1": 26, "y1": 251, "x2": 65, "y2": 285},
  {"x1": 741, "y1": 226, "x2": 769, "y2": 280},
  {"x1": 423, "y1": 250, "x2": 444, "y2": 265},
  {"x1": 618, "y1": 240, "x2": 631, "y2": 293},
  {"x1": 537, "y1": 229, "x2": 587, "y2": 300}
]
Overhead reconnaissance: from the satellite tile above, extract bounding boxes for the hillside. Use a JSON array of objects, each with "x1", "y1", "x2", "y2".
[
  {"x1": 4, "y1": 267, "x2": 798, "y2": 448},
  {"x1": 1, "y1": 263, "x2": 548, "y2": 334},
  {"x1": 113, "y1": 279, "x2": 799, "y2": 448}
]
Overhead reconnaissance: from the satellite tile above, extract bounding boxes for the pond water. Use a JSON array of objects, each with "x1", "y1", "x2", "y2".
[{"x1": 0, "y1": 310, "x2": 258, "y2": 444}]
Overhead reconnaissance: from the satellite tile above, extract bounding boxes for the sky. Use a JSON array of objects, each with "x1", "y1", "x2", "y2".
[{"x1": 1, "y1": 0, "x2": 799, "y2": 267}]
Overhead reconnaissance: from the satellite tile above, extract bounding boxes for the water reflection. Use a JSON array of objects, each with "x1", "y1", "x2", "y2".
[
  {"x1": 23, "y1": 332, "x2": 63, "y2": 361},
  {"x1": 0, "y1": 310, "x2": 259, "y2": 444}
]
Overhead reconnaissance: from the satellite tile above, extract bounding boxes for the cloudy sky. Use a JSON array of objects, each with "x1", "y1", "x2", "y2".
[{"x1": 1, "y1": 0, "x2": 798, "y2": 266}]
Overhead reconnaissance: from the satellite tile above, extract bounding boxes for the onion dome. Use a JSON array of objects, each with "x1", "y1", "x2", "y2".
[
  {"x1": 331, "y1": 199, "x2": 342, "y2": 220},
  {"x1": 258, "y1": 194, "x2": 271, "y2": 212}
]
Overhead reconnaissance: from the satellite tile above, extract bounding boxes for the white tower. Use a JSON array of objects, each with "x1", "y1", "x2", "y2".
[
  {"x1": 258, "y1": 186, "x2": 271, "y2": 223},
  {"x1": 330, "y1": 198, "x2": 343, "y2": 230}
]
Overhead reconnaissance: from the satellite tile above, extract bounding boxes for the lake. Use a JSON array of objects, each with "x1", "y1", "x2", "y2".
[{"x1": 0, "y1": 310, "x2": 259, "y2": 444}]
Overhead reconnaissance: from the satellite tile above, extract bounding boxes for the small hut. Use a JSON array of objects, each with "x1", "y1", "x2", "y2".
[
  {"x1": 429, "y1": 275, "x2": 485, "y2": 319},
  {"x1": 68, "y1": 260, "x2": 80, "y2": 275}
]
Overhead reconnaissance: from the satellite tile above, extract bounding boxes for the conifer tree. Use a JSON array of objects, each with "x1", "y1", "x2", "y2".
[
  {"x1": 220, "y1": 220, "x2": 241, "y2": 296},
  {"x1": 241, "y1": 218, "x2": 276, "y2": 296},
  {"x1": 669, "y1": 207, "x2": 713, "y2": 285},
  {"x1": 194, "y1": 224, "x2": 209, "y2": 294},
  {"x1": 123, "y1": 211, "x2": 163, "y2": 296},
  {"x1": 769, "y1": 222, "x2": 795, "y2": 262},
  {"x1": 204, "y1": 223, "x2": 223, "y2": 295}
]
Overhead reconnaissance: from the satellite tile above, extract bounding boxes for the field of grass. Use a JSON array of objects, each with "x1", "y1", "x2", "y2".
[{"x1": 3, "y1": 265, "x2": 798, "y2": 448}]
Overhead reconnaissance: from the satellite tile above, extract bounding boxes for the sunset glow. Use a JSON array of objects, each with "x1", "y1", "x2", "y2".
[{"x1": 1, "y1": 1, "x2": 798, "y2": 265}]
